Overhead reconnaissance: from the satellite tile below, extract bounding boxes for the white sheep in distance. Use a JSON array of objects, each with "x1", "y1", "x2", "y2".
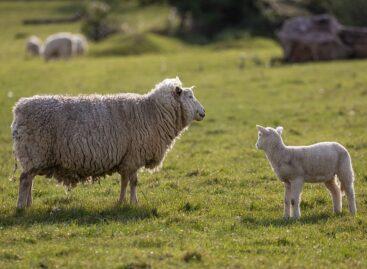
[
  {"x1": 12, "y1": 77, "x2": 205, "y2": 209},
  {"x1": 256, "y1": 125, "x2": 356, "y2": 219},
  {"x1": 42, "y1": 32, "x2": 88, "y2": 61},
  {"x1": 26, "y1": 36, "x2": 42, "y2": 56}
]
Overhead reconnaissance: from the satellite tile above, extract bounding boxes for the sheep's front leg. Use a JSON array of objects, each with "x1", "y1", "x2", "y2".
[
  {"x1": 17, "y1": 172, "x2": 34, "y2": 209},
  {"x1": 118, "y1": 174, "x2": 129, "y2": 204},
  {"x1": 129, "y1": 172, "x2": 138, "y2": 204},
  {"x1": 290, "y1": 177, "x2": 304, "y2": 219},
  {"x1": 284, "y1": 181, "x2": 292, "y2": 219}
]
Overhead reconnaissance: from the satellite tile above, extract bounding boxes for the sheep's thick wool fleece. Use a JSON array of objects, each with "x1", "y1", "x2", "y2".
[{"x1": 12, "y1": 81, "x2": 188, "y2": 186}]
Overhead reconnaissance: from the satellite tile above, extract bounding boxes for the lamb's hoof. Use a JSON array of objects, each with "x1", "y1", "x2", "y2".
[{"x1": 117, "y1": 199, "x2": 127, "y2": 205}]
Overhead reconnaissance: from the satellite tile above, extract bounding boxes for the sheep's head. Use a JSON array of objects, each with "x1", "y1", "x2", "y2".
[
  {"x1": 174, "y1": 85, "x2": 205, "y2": 122},
  {"x1": 151, "y1": 77, "x2": 205, "y2": 123},
  {"x1": 255, "y1": 125, "x2": 283, "y2": 150}
]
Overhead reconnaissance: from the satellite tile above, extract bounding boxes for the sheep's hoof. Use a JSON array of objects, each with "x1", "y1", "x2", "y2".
[{"x1": 15, "y1": 207, "x2": 26, "y2": 215}]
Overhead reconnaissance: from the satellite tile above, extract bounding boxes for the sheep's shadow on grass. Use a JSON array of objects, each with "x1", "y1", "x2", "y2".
[
  {"x1": 0, "y1": 205, "x2": 158, "y2": 228},
  {"x1": 241, "y1": 212, "x2": 334, "y2": 228}
]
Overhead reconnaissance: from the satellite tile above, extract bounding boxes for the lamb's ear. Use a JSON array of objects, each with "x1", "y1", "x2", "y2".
[
  {"x1": 175, "y1": 86, "x2": 182, "y2": 96},
  {"x1": 256, "y1": 125, "x2": 267, "y2": 134},
  {"x1": 276, "y1": 126, "x2": 283, "y2": 135}
]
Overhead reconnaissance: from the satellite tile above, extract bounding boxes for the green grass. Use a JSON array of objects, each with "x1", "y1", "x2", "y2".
[{"x1": 1, "y1": 1, "x2": 367, "y2": 268}]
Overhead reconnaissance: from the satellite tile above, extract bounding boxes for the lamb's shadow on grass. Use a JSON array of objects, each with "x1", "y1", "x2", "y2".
[
  {"x1": 241, "y1": 212, "x2": 334, "y2": 228},
  {"x1": 0, "y1": 205, "x2": 158, "y2": 227}
]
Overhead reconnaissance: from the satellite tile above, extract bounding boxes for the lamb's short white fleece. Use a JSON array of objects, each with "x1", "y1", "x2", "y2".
[{"x1": 256, "y1": 125, "x2": 356, "y2": 219}]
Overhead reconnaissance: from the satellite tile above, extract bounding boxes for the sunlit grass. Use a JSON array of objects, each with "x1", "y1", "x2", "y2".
[{"x1": 0, "y1": 1, "x2": 367, "y2": 268}]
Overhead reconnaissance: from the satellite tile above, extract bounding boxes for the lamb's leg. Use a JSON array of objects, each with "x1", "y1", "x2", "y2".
[
  {"x1": 17, "y1": 172, "x2": 34, "y2": 209},
  {"x1": 129, "y1": 172, "x2": 138, "y2": 204},
  {"x1": 118, "y1": 175, "x2": 129, "y2": 204},
  {"x1": 344, "y1": 183, "x2": 357, "y2": 215},
  {"x1": 290, "y1": 177, "x2": 304, "y2": 219},
  {"x1": 324, "y1": 178, "x2": 342, "y2": 214},
  {"x1": 284, "y1": 181, "x2": 292, "y2": 219},
  {"x1": 337, "y1": 156, "x2": 356, "y2": 215}
]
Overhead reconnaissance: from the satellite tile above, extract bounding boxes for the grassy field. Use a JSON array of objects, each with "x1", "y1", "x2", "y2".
[{"x1": 1, "y1": 1, "x2": 367, "y2": 268}]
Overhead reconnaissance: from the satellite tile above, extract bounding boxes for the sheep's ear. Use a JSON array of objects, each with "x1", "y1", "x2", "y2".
[
  {"x1": 276, "y1": 126, "x2": 283, "y2": 135},
  {"x1": 175, "y1": 86, "x2": 182, "y2": 96},
  {"x1": 256, "y1": 125, "x2": 267, "y2": 134}
]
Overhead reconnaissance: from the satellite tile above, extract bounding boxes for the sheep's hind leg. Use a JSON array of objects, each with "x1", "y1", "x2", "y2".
[
  {"x1": 118, "y1": 175, "x2": 129, "y2": 204},
  {"x1": 290, "y1": 177, "x2": 304, "y2": 219},
  {"x1": 284, "y1": 181, "x2": 292, "y2": 219},
  {"x1": 26, "y1": 177, "x2": 34, "y2": 207},
  {"x1": 17, "y1": 172, "x2": 34, "y2": 209},
  {"x1": 129, "y1": 173, "x2": 138, "y2": 204},
  {"x1": 324, "y1": 178, "x2": 342, "y2": 214}
]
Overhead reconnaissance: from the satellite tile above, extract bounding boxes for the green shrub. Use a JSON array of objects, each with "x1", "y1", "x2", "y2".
[
  {"x1": 167, "y1": 0, "x2": 268, "y2": 37},
  {"x1": 321, "y1": 0, "x2": 367, "y2": 26},
  {"x1": 81, "y1": 1, "x2": 118, "y2": 41}
]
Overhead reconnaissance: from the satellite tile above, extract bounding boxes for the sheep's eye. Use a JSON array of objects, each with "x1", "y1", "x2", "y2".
[{"x1": 258, "y1": 132, "x2": 262, "y2": 136}]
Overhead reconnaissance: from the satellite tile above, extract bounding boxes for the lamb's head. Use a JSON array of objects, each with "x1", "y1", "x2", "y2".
[
  {"x1": 150, "y1": 77, "x2": 205, "y2": 123},
  {"x1": 255, "y1": 125, "x2": 283, "y2": 150}
]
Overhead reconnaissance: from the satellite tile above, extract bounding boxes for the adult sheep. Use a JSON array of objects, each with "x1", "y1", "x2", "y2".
[
  {"x1": 42, "y1": 32, "x2": 88, "y2": 61},
  {"x1": 12, "y1": 78, "x2": 205, "y2": 209},
  {"x1": 26, "y1": 36, "x2": 42, "y2": 56}
]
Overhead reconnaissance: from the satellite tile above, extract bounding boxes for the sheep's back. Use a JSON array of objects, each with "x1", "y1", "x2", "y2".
[
  {"x1": 13, "y1": 96, "x2": 131, "y2": 177},
  {"x1": 54, "y1": 97, "x2": 130, "y2": 175}
]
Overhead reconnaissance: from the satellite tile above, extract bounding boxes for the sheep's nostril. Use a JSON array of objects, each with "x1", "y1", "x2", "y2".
[{"x1": 199, "y1": 112, "x2": 205, "y2": 118}]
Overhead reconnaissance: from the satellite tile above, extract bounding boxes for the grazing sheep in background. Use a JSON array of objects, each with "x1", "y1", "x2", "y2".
[
  {"x1": 12, "y1": 77, "x2": 205, "y2": 209},
  {"x1": 42, "y1": 32, "x2": 88, "y2": 61},
  {"x1": 255, "y1": 125, "x2": 356, "y2": 219},
  {"x1": 26, "y1": 36, "x2": 42, "y2": 56}
]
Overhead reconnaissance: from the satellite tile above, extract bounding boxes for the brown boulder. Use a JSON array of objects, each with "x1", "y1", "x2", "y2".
[{"x1": 277, "y1": 14, "x2": 367, "y2": 62}]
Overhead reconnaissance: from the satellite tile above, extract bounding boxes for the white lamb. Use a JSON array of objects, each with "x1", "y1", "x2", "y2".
[{"x1": 256, "y1": 125, "x2": 356, "y2": 219}]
